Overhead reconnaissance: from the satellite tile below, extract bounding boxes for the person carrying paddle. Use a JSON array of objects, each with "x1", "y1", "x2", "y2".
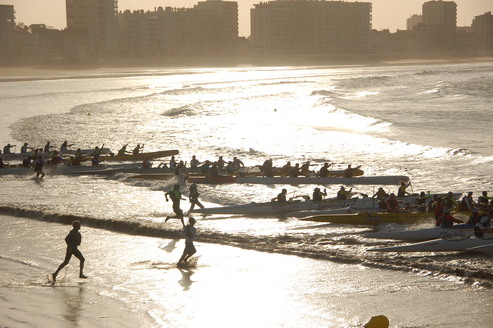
[
  {"x1": 436, "y1": 208, "x2": 463, "y2": 227},
  {"x1": 318, "y1": 162, "x2": 333, "y2": 177},
  {"x1": 312, "y1": 187, "x2": 327, "y2": 201},
  {"x1": 385, "y1": 193, "x2": 400, "y2": 213},
  {"x1": 272, "y1": 189, "x2": 288, "y2": 203},
  {"x1": 178, "y1": 217, "x2": 198, "y2": 265},
  {"x1": 165, "y1": 184, "x2": 186, "y2": 226},
  {"x1": 133, "y1": 144, "x2": 144, "y2": 155},
  {"x1": 118, "y1": 144, "x2": 131, "y2": 156},
  {"x1": 3, "y1": 143, "x2": 15, "y2": 154},
  {"x1": 52, "y1": 220, "x2": 88, "y2": 282}
]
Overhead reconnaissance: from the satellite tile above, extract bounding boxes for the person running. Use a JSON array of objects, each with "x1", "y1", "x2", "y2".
[
  {"x1": 34, "y1": 156, "x2": 45, "y2": 179},
  {"x1": 178, "y1": 217, "x2": 198, "y2": 265},
  {"x1": 188, "y1": 183, "x2": 204, "y2": 212},
  {"x1": 52, "y1": 220, "x2": 88, "y2": 282},
  {"x1": 165, "y1": 184, "x2": 186, "y2": 226}
]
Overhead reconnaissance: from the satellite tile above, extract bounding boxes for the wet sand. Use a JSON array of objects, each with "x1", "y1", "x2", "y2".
[{"x1": 1, "y1": 214, "x2": 493, "y2": 328}]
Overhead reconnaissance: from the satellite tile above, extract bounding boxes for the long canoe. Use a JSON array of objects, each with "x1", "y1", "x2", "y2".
[
  {"x1": 368, "y1": 236, "x2": 493, "y2": 252},
  {"x1": 301, "y1": 211, "x2": 433, "y2": 225},
  {"x1": 365, "y1": 224, "x2": 476, "y2": 242},
  {"x1": 91, "y1": 150, "x2": 179, "y2": 162},
  {"x1": 192, "y1": 199, "x2": 361, "y2": 216},
  {"x1": 187, "y1": 175, "x2": 409, "y2": 185}
]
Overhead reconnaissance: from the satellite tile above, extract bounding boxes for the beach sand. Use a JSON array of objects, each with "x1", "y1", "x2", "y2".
[{"x1": 2, "y1": 214, "x2": 493, "y2": 328}]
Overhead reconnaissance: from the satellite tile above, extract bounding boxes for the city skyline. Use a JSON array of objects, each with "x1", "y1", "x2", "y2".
[{"x1": 3, "y1": 0, "x2": 492, "y2": 37}]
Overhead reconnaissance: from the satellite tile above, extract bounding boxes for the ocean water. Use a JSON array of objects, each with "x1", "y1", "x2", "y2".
[{"x1": 1, "y1": 62, "x2": 493, "y2": 326}]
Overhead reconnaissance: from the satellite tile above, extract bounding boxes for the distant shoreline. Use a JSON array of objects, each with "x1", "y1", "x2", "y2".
[{"x1": 1, "y1": 56, "x2": 492, "y2": 82}]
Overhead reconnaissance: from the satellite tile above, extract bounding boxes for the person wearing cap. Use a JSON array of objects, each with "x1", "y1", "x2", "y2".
[
  {"x1": 436, "y1": 208, "x2": 463, "y2": 227},
  {"x1": 459, "y1": 192, "x2": 476, "y2": 212},
  {"x1": 188, "y1": 183, "x2": 204, "y2": 212},
  {"x1": 178, "y1": 217, "x2": 198, "y2": 265}
]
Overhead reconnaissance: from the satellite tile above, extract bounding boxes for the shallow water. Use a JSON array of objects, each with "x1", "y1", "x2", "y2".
[
  {"x1": 1, "y1": 215, "x2": 493, "y2": 328},
  {"x1": 1, "y1": 63, "x2": 493, "y2": 326}
]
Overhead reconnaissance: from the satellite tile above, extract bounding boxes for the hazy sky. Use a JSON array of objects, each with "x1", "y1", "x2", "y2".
[{"x1": 3, "y1": 0, "x2": 492, "y2": 36}]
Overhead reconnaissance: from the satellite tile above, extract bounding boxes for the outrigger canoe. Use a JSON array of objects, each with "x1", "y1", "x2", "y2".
[
  {"x1": 192, "y1": 199, "x2": 360, "y2": 216},
  {"x1": 368, "y1": 235, "x2": 493, "y2": 252},
  {"x1": 365, "y1": 224, "x2": 476, "y2": 242},
  {"x1": 186, "y1": 175, "x2": 408, "y2": 185},
  {"x1": 301, "y1": 211, "x2": 433, "y2": 225},
  {"x1": 88, "y1": 150, "x2": 179, "y2": 162}
]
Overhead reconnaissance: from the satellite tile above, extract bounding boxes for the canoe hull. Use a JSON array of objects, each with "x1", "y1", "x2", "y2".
[
  {"x1": 187, "y1": 175, "x2": 408, "y2": 185},
  {"x1": 302, "y1": 212, "x2": 433, "y2": 225},
  {"x1": 369, "y1": 236, "x2": 493, "y2": 252},
  {"x1": 365, "y1": 224, "x2": 476, "y2": 242}
]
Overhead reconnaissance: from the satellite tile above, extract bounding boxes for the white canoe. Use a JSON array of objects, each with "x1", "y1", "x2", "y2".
[
  {"x1": 368, "y1": 236, "x2": 493, "y2": 252},
  {"x1": 191, "y1": 199, "x2": 358, "y2": 216},
  {"x1": 365, "y1": 224, "x2": 476, "y2": 242}
]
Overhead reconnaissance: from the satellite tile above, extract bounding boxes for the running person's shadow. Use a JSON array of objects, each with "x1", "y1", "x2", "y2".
[
  {"x1": 159, "y1": 239, "x2": 179, "y2": 253},
  {"x1": 177, "y1": 268, "x2": 195, "y2": 291}
]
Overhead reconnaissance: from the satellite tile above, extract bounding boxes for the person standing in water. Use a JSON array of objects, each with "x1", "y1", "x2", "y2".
[
  {"x1": 178, "y1": 217, "x2": 198, "y2": 265},
  {"x1": 165, "y1": 184, "x2": 186, "y2": 226},
  {"x1": 52, "y1": 220, "x2": 87, "y2": 282}
]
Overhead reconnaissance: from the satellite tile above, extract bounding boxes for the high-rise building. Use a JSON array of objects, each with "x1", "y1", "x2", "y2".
[
  {"x1": 407, "y1": 14, "x2": 422, "y2": 31},
  {"x1": 250, "y1": 0, "x2": 372, "y2": 56},
  {"x1": 0, "y1": 5, "x2": 16, "y2": 60},
  {"x1": 66, "y1": 0, "x2": 118, "y2": 59},
  {"x1": 192, "y1": 0, "x2": 239, "y2": 56},
  {"x1": 118, "y1": 1, "x2": 239, "y2": 61},
  {"x1": 472, "y1": 12, "x2": 493, "y2": 52},
  {"x1": 416, "y1": 0, "x2": 457, "y2": 51}
]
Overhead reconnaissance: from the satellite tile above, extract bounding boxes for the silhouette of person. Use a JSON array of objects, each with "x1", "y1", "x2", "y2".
[
  {"x1": 165, "y1": 184, "x2": 186, "y2": 226},
  {"x1": 178, "y1": 217, "x2": 197, "y2": 265},
  {"x1": 52, "y1": 220, "x2": 88, "y2": 282}
]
